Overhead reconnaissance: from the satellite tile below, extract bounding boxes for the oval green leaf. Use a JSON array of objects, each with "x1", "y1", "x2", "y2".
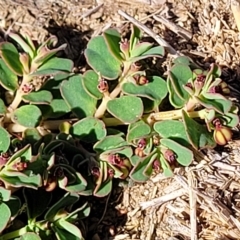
[
  {"x1": 19, "y1": 233, "x2": 41, "y2": 240},
  {"x1": 0, "y1": 127, "x2": 10, "y2": 153},
  {"x1": 107, "y1": 96, "x2": 143, "y2": 123},
  {"x1": 85, "y1": 36, "x2": 121, "y2": 80},
  {"x1": 160, "y1": 138, "x2": 193, "y2": 166},
  {"x1": 122, "y1": 75, "x2": 167, "y2": 102},
  {"x1": 12, "y1": 105, "x2": 42, "y2": 128},
  {"x1": 22, "y1": 90, "x2": 53, "y2": 104},
  {"x1": 0, "y1": 42, "x2": 23, "y2": 76},
  {"x1": 61, "y1": 75, "x2": 97, "y2": 118},
  {"x1": 71, "y1": 117, "x2": 106, "y2": 143},
  {"x1": 0, "y1": 202, "x2": 11, "y2": 233},
  {"x1": 0, "y1": 59, "x2": 18, "y2": 91}
]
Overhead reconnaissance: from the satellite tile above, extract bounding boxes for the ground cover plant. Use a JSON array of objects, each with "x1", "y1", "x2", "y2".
[{"x1": 0, "y1": 25, "x2": 238, "y2": 239}]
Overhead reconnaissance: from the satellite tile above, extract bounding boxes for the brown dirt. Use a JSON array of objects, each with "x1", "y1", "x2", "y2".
[{"x1": 1, "y1": 0, "x2": 240, "y2": 240}]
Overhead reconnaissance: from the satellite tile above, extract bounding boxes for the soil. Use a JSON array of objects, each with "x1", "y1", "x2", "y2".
[{"x1": 1, "y1": 0, "x2": 240, "y2": 240}]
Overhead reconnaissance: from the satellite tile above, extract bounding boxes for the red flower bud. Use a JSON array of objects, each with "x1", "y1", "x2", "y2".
[
  {"x1": 163, "y1": 149, "x2": 177, "y2": 164},
  {"x1": 97, "y1": 79, "x2": 108, "y2": 93}
]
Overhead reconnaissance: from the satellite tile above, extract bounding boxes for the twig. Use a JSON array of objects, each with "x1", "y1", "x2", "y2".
[
  {"x1": 187, "y1": 171, "x2": 198, "y2": 240},
  {"x1": 118, "y1": 9, "x2": 180, "y2": 58},
  {"x1": 231, "y1": 0, "x2": 240, "y2": 32},
  {"x1": 77, "y1": 3, "x2": 104, "y2": 19},
  {"x1": 140, "y1": 188, "x2": 186, "y2": 210},
  {"x1": 153, "y1": 15, "x2": 192, "y2": 40}
]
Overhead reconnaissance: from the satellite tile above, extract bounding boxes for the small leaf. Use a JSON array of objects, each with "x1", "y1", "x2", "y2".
[
  {"x1": 22, "y1": 90, "x2": 53, "y2": 104},
  {"x1": 12, "y1": 105, "x2": 42, "y2": 128},
  {"x1": 23, "y1": 188, "x2": 52, "y2": 221},
  {"x1": 182, "y1": 110, "x2": 216, "y2": 149},
  {"x1": 169, "y1": 63, "x2": 192, "y2": 100},
  {"x1": 54, "y1": 222, "x2": 83, "y2": 240},
  {"x1": 103, "y1": 28, "x2": 123, "y2": 62},
  {"x1": 61, "y1": 75, "x2": 97, "y2": 118},
  {"x1": 0, "y1": 42, "x2": 23, "y2": 76},
  {"x1": 130, "y1": 42, "x2": 153, "y2": 58},
  {"x1": 167, "y1": 78, "x2": 186, "y2": 108},
  {"x1": 127, "y1": 121, "x2": 151, "y2": 143},
  {"x1": 154, "y1": 120, "x2": 190, "y2": 147},
  {"x1": 0, "y1": 127, "x2": 10, "y2": 153},
  {"x1": 160, "y1": 138, "x2": 193, "y2": 166},
  {"x1": 45, "y1": 192, "x2": 79, "y2": 221},
  {"x1": 0, "y1": 187, "x2": 11, "y2": 201},
  {"x1": 5, "y1": 196, "x2": 21, "y2": 218},
  {"x1": 198, "y1": 93, "x2": 232, "y2": 114},
  {"x1": 0, "y1": 59, "x2": 18, "y2": 91},
  {"x1": 122, "y1": 75, "x2": 167, "y2": 102},
  {"x1": 0, "y1": 203, "x2": 11, "y2": 233},
  {"x1": 31, "y1": 57, "x2": 73, "y2": 76},
  {"x1": 71, "y1": 117, "x2": 106, "y2": 143},
  {"x1": 222, "y1": 113, "x2": 239, "y2": 127},
  {"x1": 129, "y1": 25, "x2": 141, "y2": 51},
  {"x1": 94, "y1": 178, "x2": 112, "y2": 197},
  {"x1": 0, "y1": 99, "x2": 6, "y2": 115},
  {"x1": 83, "y1": 70, "x2": 102, "y2": 99},
  {"x1": 107, "y1": 96, "x2": 143, "y2": 123},
  {"x1": 173, "y1": 56, "x2": 191, "y2": 65},
  {"x1": 19, "y1": 233, "x2": 41, "y2": 240},
  {"x1": 85, "y1": 36, "x2": 121, "y2": 79},
  {"x1": 94, "y1": 136, "x2": 128, "y2": 153},
  {"x1": 23, "y1": 128, "x2": 42, "y2": 146}
]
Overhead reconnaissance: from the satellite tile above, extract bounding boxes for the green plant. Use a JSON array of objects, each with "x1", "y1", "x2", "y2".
[{"x1": 0, "y1": 26, "x2": 238, "y2": 239}]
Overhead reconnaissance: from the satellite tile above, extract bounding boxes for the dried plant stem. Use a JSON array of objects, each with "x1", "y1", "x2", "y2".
[
  {"x1": 187, "y1": 171, "x2": 198, "y2": 240},
  {"x1": 153, "y1": 15, "x2": 192, "y2": 40},
  {"x1": 231, "y1": 0, "x2": 240, "y2": 32},
  {"x1": 118, "y1": 10, "x2": 180, "y2": 57}
]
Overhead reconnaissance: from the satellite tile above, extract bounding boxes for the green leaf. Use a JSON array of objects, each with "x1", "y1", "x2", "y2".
[
  {"x1": 127, "y1": 121, "x2": 151, "y2": 143},
  {"x1": 154, "y1": 120, "x2": 190, "y2": 147},
  {"x1": 19, "y1": 233, "x2": 41, "y2": 240},
  {"x1": 167, "y1": 78, "x2": 186, "y2": 108},
  {"x1": 198, "y1": 93, "x2": 232, "y2": 114},
  {"x1": 0, "y1": 187, "x2": 11, "y2": 201},
  {"x1": 12, "y1": 105, "x2": 42, "y2": 128},
  {"x1": 129, "y1": 25, "x2": 141, "y2": 51},
  {"x1": 54, "y1": 222, "x2": 83, "y2": 240},
  {"x1": 40, "y1": 98, "x2": 70, "y2": 119},
  {"x1": 23, "y1": 128, "x2": 41, "y2": 146},
  {"x1": 103, "y1": 28, "x2": 123, "y2": 62},
  {"x1": 45, "y1": 192, "x2": 79, "y2": 221},
  {"x1": 83, "y1": 70, "x2": 102, "y2": 99},
  {"x1": 0, "y1": 42, "x2": 23, "y2": 76},
  {"x1": 160, "y1": 138, "x2": 193, "y2": 166},
  {"x1": 122, "y1": 75, "x2": 167, "y2": 102},
  {"x1": 0, "y1": 171, "x2": 41, "y2": 189},
  {"x1": 169, "y1": 63, "x2": 192, "y2": 101},
  {"x1": 107, "y1": 96, "x2": 143, "y2": 123},
  {"x1": 31, "y1": 57, "x2": 73, "y2": 76},
  {"x1": 71, "y1": 117, "x2": 106, "y2": 143},
  {"x1": 23, "y1": 188, "x2": 52, "y2": 221},
  {"x1": 85, "y1": 36, "x2": 121, "y2": 79},
  {"x1": 22, "y1": 90, "x2": 53, "y2": 104},
  {"x1": 94, "y1": 178, "x2": 112, "y2": 197},
  {"x1": 173, "y1": 56, "x2": 191, "y2": 65},
  {"x1": 0, "y1": 59, "x2": 18, "y2": 91},
  {"x1": 0, "y1": 202, "x2": 11, "y2": 233},
  {"x1": 61, "y1": 75, "x2": 97, "y2": 118},
  {"x1": 94, "y1": 136, "x2": 128, "y2": 153},
  {"x1": 130, "y1": 154, "x2": 156, "y2": 182},
  {"x1": 130, "y1": 42, "x2": 153, "y2": 58},
  {"x1": 222, "y1": 113, "x2": 239, "y2": 127},
  {"x1": 5, "y1": 196, "x2": 21, "y2": 218},
  {"x1": 0, "y1": 127, "x2": 10, "y2": 153},
  {"x1": 0, "y1": 99, "x2": 6, "y2": 115},
  {"x1": 182, "y1": 110, "x2": 216, "y2": 149}
]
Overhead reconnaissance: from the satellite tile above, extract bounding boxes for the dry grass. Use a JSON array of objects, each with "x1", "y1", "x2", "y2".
[{"x1": 1, "y1": 0, "x2": 240, "y2": 239}]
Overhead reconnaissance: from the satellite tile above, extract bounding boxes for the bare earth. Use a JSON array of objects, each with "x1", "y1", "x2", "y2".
[{"x1": 1, "y1": 0, "x2": 240, "y2": 239}]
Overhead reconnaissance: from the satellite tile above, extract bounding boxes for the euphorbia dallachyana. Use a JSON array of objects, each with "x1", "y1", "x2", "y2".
[{"x1": 0, "y1": 24, "x2": 238, "y2": 239}]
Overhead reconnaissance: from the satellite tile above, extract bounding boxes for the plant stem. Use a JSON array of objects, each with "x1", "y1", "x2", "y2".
[
  {"x1": 94, "y1": 62, "x2": 132, "y2": 119},
  {"x1": 148, "y1": 109, "x2": 206, "y2": 122},
  {"x1": 0, "y1": 226, "x2": 28, "y2": 240}
]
